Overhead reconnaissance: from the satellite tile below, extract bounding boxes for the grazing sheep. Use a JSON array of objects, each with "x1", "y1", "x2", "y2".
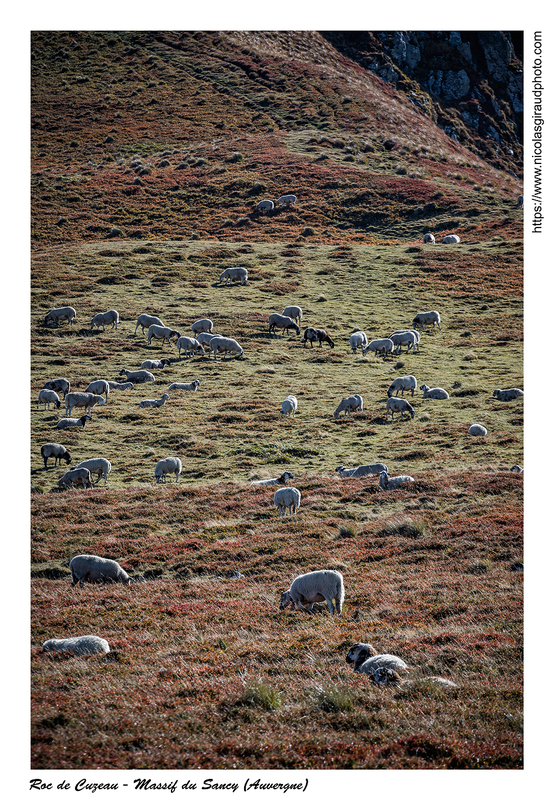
[
  {"x1": 362, "y1": 338, "x2": 394, "y2": 358},
  {"x1": 135, "y1": 313, "x2": 165, "y2": 336},
  {"x1": 118, "y1": 368, "x2": 155, "y2": 384},
  {"x1": 209, "y1": 336, "x2": 243, "y2": 360},
  {"x1": 412, "y1": 310, "x2": 441, "y2": 331},
  {"x1": 256, "y1": 199, "x2": 274, "y2": 214},
  {"x1": 469, "y1": 423, "x2": 487, "y2": 436},
  {"x1": 268, "y1": 313, "x2": 300, "y2": 336},
  {"x1": 70, "y1": 554, "x2": 130, "y2": 587},
  {"x1": 196, "y1": 332, "x2": 219, "y2": 352},
  {"x1": 379, "y1": 470, "x2": 414, "y2": 491},
  {"x1": 43, "y1": 378, "x2": 70, "y2": 398},
  {"x1": 303, "y1": 327, "x2": 335, "y2": 348},
  {"x1": 140, "y1": 359, "x2": 171, "y2": 370},
  {"x1": 58, "y1": 467, "x2": 93, "y2": 490},
  {"x1": 147, "y1": 324, "x2": 181, "y2": 348},
  {"x1": 65, "y1": 392, "x2": 105, "y2": 417},
  {"x1": 219, "y1": 266, "x2": 248, "y2": 285},
  {"x1": 346, "y1": 643, "x2": 409, "y2": 674},
  {"x1": 37, "y1": 389, "x2": 61, "y2": 410},
  {"x1": 155, "y1": 456, "x2": 182, "y2": 484},
  {"x1": 44, "y1": 306, "x2": 76, "y2": 327},
  {"x1": 42, "y1": 635, "x2": 110, "y2": 655},
  {"x1": 422, "y1": 233, "x2": 435, "y2": 244},
  {"x1": 510, "y1": 465, "x2": 524, "y2": 474},
  {"x1": 138, "y1": 392, "x2": 170, "y2": 409},
  {"x1": 191, "y1": 318, "x2": 213, "y2": 334},
  {"x1": 251, "y1": 471, "x2": 294, "y2": 487},
  {"x1": 442, "y1": 234, "x2": 461, "y2": 244},
  {"x1": 280, "y1": 569, "x2": 344, "y2": 615},
  {"x1": 334, "y1": 394, "x2": 363, "y2": 419},
  {"x1": 336, "y1": 463, "x2": 388, "y2": 478},
  {"x1": 56, "y1": 414, "x2": 91, "y2": 430},
  {"x1": 282, "y1": 305, "x2": 302, "y2": 324},
  {"x1": 389, "y1": 330, "x2": 418, "y2": 354},
  {"x1": 176, "y1": 336, "x2": 203, "y2": 359},
  {"x1": 385, "y1": 397, "x2": 415, "y2": 421},
  {"x1": 107, "y1": 381, "x2": 134, "y2": 391},
  {"x1": 40, "y1": 443, "x2": 71, "y2": 469},
  {"x1": 387, "y1": 375, "x2": 417, "y2": 398},
  {"x1": 516, "y1": 194, "x2": 524, "y2": 208},
  {"x1": 90, "y1": 309, "x2": 119, "y2": 331},
  {"x1": 349, "y1": 331, "x2": 368, "y2": 353},
  {"x1": 273, "y1": 486, "x2": 301, "y2": 516},
  {"x1": 275, "y1": 194, "x2": 297, "y2": 207},
  {"x1": 281, "y1": 395, "x2": 298, "y2": 417},
  {"x1": 73, "y1": 458, "x2": 112, "y2": 485},
  {"x1": 421, "y1": 384, "x2": 449, "y2": 399},
  {"x1": 168, "y1": 380, "x2": 200, "y2": 392},
  {"x1": 493, "y1": 388, "x2": 524, "y2": 401},
  {"x1": 85, "y1": 380, "x2": 110, "y2": 400}
]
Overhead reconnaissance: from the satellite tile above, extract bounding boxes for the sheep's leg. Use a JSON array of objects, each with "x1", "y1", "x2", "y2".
[{"x1": 325, "y1": 598, "x2": 335, "y2": 614}]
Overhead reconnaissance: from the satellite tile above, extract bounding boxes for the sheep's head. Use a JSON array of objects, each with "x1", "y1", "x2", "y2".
[
  {"x1": 279, "y1": 591, "x2": 292, "y2": 610},
  {"x1": 369, "y1": 667, "x2": 401, "y2": 686},
  {"x1": 346, "y1": 643, "x2": 378, "y2": 667}
]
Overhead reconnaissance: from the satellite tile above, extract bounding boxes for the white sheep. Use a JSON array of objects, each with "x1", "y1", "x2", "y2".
[
  {"x1": 56, "y1": 414, "x2": 91, "y2": 430},
  {"x1": 73, "y1": 458, "x2": 112, "y2": 485},
  {"x1": 43, "y1": 378, "x2": 70, "y2": 398},
  {"x1": 176, "y1": 336, "x2": 203, "y2": 359},
  {"x1": 37, "y1": 389, "x2": 61, "y2": 410},
  {"x1": 279, "y1": 570, "x2": 344, "y2": 615},
  {"x1": 119, "y1": 368, "x2": 155, "y2": 383},
  {"x1": 442, "y1": 234, "x2": 461, "y2": 244},
  {"x1": 58, "y1": 467, "x2": 93, "y2": 490},
  {"x1": 275, "y1": 194, "x2": 297, "y2": 207},
  {"x1": 90, "y1": 309, "x2": 119, "y2": 331},
  {"x1": 256, "y1": 199, "x2": 274, "y2": 214},
  {"x1": 219, "y1": 266, "x2": 248, "y2": 285},
  {"x1": 387, "y1": 375, "x2": 417, "y2": 398},
  {"x1": 346, "y1": 643, "x2": 409, "y2": 674},
  {"x1": 44, "y1": 306, "x2": 76, "y2": 327},
  {"x1": 40, "y1": 443, "x2": 71, "y2": 469},
  {"x1": 469, "y1": 423, "x2": 487, "y2": 436},
  {"x1": 191, "y1": 318, "x2": 213, "y2": 334},
  {"x1": 389, "y1": 330, "x2": 418, "y2": 354},
  {"x1": 209, "y1": 336, "x2": 243, "y2": 360},
  {"x1": 379, "y1": 470, "x2": 414, "y2": 491},
  {"x1": 273, "y1": 486, "x2": 301, "y2": 516},
  {"x1": 140, "y1": 359, "x2": 171, "y2": 370},
  {"x1": 389, "y1": 329, "x2": 421, "y2": 351},
  {"x1": 412, "y1": 310, "x2": 441, "y2": 331},
  {"x1": 139, "y1": 392, "x2": 170, "y2": 409},
  {"x1": 336, "y1": 463, "x2": 388, "y2": 478},
  {"x1": 421, "y1": 384, "x2": 449, "y2": 399},
  {"x1": 85, "y1": 380, "x2": 110, "y2": 400},
  {"x1": 493, "y1": 388, "x2": 524, "y2": 401},
  {"x1": 268, "y1": 313, "x2": 300, "y2": 336},
  {"x1": 362, "y1": 338, "x2": 394, "y2": 358},
  {"x1": 42, "y1": 635, "x2": 110, "y2": 655},
  {"x1": 168, "y1": 380, "x2": 200, "y2": 392},
  {"x1": 422, "y1": 233, "x2": 435, "y2": 244},
  {"x1": 282, "y1": 305, "x2": 302, "y2": 324},
  {"x1": 349, "y1": 331, "x2": 367, "y2": 353},
  {"x1": 334, "y1": 394, "x2": 363, "y2": 419},
  {"x1": 65, "y1": 392, "x2": 106, "y2": 417},
  {"x1": 251, "y1": 471, "x2": 294, "y2": 487},
  {"x1": 303, "y1": 328, "x2": 335, "y2": 348},
  {"x1": 155, "y1": 456, "x2": 182, "y2": 483},
  {"x1": 385, "y1": 397, "x2": 415, "y2": 421},
  {"x1": 135, "y1": 313, "x2": 165, "y2": 336},
  {"x1": 107, "y1": 381, "x2": 135, "y2": 391},
  {"x1": 70, "y1": 554, "x2": 130, "y2": 587},
  {"x1": 510, "y1": 465, "x2": 523, "y2": 474},
  {"x1": 280, "y1": 395, "x2": 298, "y2": 417},
  {"x1": 147, "y1": 324, "x2": 181, "y2": 348},
  {"x1": 196, "y1": 332, "x2": 219, "y2": 351}
]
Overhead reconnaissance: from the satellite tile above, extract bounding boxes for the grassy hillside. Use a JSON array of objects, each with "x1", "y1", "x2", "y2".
[{"x1": 30, "y1": 30, "x2": 523, "y2": 771}]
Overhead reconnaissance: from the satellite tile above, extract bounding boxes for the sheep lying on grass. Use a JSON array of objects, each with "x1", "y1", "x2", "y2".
[
  {"x1": 346, "y1": 643, "x2": 409, "y2": 674},
  {"x1": 56, "y1": 414, "x2": 91, "y2": 430},
  {"x1": 119, "y1": 368, "x2": 155, "y2": 384},
  {"x1": 281, "y1": 395, "x2": 298, "y2": 417},
  {"x1": 379, "y1": 470, "x2": 414, "y2": 491},
  {"x1": 273, "y1": 486, "x2": 301, "y2": 516},
  {"x1": 385, "y1": 397, "x2": 414, "y2": 421},
  {"x1": 442, "y1": 234, "x2": 461, "y2": 244},
  {"x1": 41, "y1": 443, "x2": 71, "y2": 469},
  {"x1": 155, "y1": 456, "x2": 182, "y2": 483},
  {"x1": 42, "y1": 635, "x2": 110, "y2": 655},
  {"x1": 168, "y1": 380, "x2": 200, "y2": 392},
  {"x1": 139, "y1": 392, "x2": 170, "y2": 409},
  {"x1": 73, "y1": 458, "x2": 111, "y2": 485},
  {"x1": 421, "y1": 384, "x2": 449, "y2": 399},
  {"x1": 423, "y1": 233, "x2": 435, "y2": 244},
  {"x1": 251, "y1": 471, "x2": 294, "y2": 487},
  {"x1": 107, "y1": 381, "x2": 134, "y2": 391},
  {"x1": 280, "y1": 569, "x2": 344, "y2": 615},
  {"x1": 58, "y1": 467, "x2": 93, "y2": 490},
  {"x1": 140, "y1": 359, "x2": 171, "y2": 370},
  {"x1": 336, "y1": 463, "x2": 387, "y2": 479},
  {"x1": 70, "y1": 554, "x2": 130, "y2": 587},
  {"x1": 37, "y1": 389, "x2": 61, "y2": 410},
  {"x1": 334, "y1": 394, "x2": 363, "y2": 419},
  {"x1": 469, "y1": 423, "x2": 487, "y2": 436},
  {"x1": 493, "y1": 388, "x2": 524, "y2": 401}
]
